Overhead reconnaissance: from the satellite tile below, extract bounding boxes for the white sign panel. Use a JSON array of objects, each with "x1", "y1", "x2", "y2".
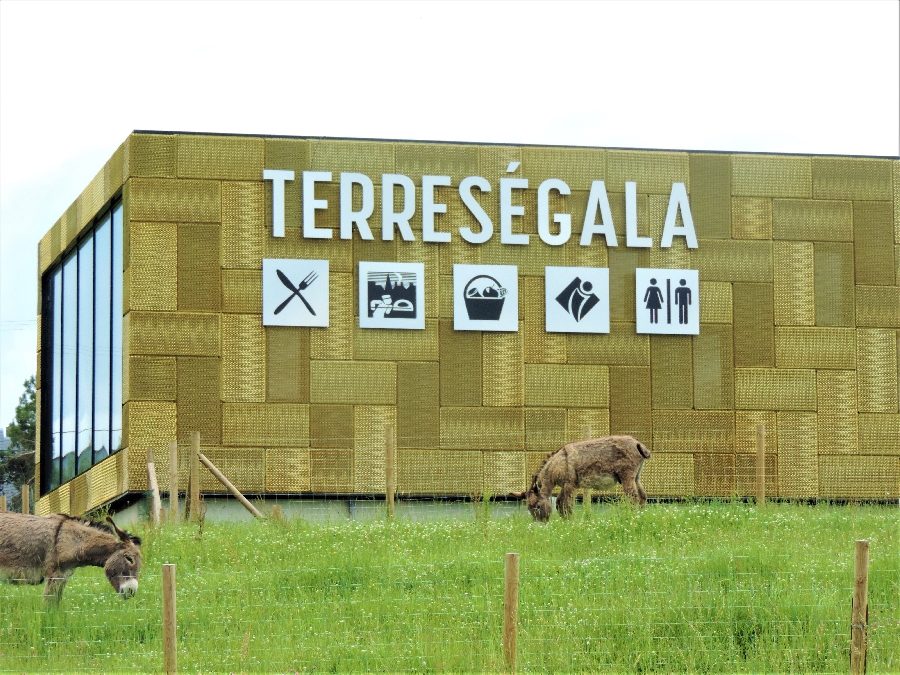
[
  {"x1": 635, "y1": 269, "x2": 699, "y2": 335},
  {"x1": 545, "y1": 267, "x2": 610, "y2": 333},
  {"x1": 359, "y1": 261, "x2": 425, "y2": 329},
  {"x1": 262, "y1": 259, "x2": 329, "y2": 327},
  {"x1": 453, "y1": 264, "x2": 519, "y2": 331}
]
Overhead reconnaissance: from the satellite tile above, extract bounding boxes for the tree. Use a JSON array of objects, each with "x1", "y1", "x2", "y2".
[{"x1": 1, "y1": 375, "x2": 36, "y2": 489}]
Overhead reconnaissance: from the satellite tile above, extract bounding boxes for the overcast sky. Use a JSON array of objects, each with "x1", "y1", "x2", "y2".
[{"x1": 1, "y1": 0, "x2": 898, "y2": 431}]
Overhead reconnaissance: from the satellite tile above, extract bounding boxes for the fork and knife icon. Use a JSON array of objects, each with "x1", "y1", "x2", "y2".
[{"x1": 274, "y1": 269, "x2": 318, "y2": 315}]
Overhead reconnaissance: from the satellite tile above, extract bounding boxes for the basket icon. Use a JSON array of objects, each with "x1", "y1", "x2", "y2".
[{"x1": 464, "y1": 275, "x2": 507, "y2": 320}]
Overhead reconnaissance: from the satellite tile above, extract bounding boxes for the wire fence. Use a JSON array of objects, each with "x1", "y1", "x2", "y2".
[{"x1": 2, "y1": 547, "x2": 897, "y2": 673}]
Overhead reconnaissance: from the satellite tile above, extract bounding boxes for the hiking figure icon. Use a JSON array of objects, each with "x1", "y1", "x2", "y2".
[
  {"x1": 555, "y1": 277, "x2": 599, "y2": 322},
  {"x1": 275, "y1": 269, "x2": 318, "y2": 315}
]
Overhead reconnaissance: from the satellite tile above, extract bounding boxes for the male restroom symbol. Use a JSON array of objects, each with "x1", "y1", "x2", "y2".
[{"x1": 674, "y1": 279, "x2": 691, "y2": 324}]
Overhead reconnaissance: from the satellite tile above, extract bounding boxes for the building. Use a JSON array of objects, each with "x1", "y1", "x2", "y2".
[{"x1": 34, "y1": 132, "x2": 900, "y2": 516}]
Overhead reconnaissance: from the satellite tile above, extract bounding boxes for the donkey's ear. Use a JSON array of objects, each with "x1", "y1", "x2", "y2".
[
  {"x1": 508, "y1": 491, "x2": 527, "y2": 500},
  {"x1": 530, "y1": 474, "x2": 539, "y2": 490},
  {"x1": 106, "y1": 516, "x2": 131, "y2": 543}
]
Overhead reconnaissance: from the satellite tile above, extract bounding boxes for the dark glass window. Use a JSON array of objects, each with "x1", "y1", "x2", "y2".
[{"x1": 41, "y1": 198, "x2": 124, "y2": 493}]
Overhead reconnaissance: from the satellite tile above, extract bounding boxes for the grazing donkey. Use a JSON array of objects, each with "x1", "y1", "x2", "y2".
[
  {"x1": 0, "y1": 512, "x2": 142, "y2": 604},
  {"x1": 510, "y1": 435, "x2": 652, "y2": 522}
]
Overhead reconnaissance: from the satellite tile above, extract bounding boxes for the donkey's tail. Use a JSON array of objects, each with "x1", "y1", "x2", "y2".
[{"x1": 637, "y1": 442, "x2": 651, "y2": 459}]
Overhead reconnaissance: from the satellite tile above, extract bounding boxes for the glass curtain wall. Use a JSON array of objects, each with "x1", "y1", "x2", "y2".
[{"x1": 41, "y1": 200, "x2": 123, "y2": 493}]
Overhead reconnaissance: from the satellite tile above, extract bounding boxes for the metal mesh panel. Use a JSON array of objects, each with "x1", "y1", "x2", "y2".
[
  {"x1": 732, "y1": 155, "x2": 811, "y2": 198},
  {"x1": 482, "y1": 331, "x2": 524, "y2": 407},
  {"x1": 176, "y1": 135, "x2": 264, "y2": 181},
  {"x1": 524, "y1": 364, "x2": 609, "y2": 408},
  {"x1": 521, "y1": 146, "x2": 607, "y2": 191},
  {"x1": 177, "y1": 225, "x2": 221, "y2": 311},
  {"x1": 129, "y1": 222, "x2": 177, "y2": 311},
  {"x1": 310, "y1": 273, "x2": 353, "y2": 360},
  {"x1": 775, "y1": 327, "x2": 856, "y2": 370},
  {"x1": 731, "y1": 197, "x2": 772, "y2": 240},
  {"x1": 811, "y1": 157, "x2": 894, "y2": 200},
  {"x1": 266, "y1": 448, "x2": 311, "y2": 493},
  {"x1": 857, "y1": 329, "x2": 899, "y2": 412},
  {"x1": 353, "y1": 406, "x2": 396, "y2": 493},
  {"x1": 566, "y1": 409, "x2": 610, "y2": 441},
  {"x1": 733, "y1": 283, "x2": 774, "y2": 367},
  {"x1": 267, "y1": 326, "x2": 310, "y2": 403},
  {"x1": 309, "y1": 405, "x2": 354, "y2": 449},
  {"x1": 855, "y1": 286, "x2": 900, "y2": 328},
  {"x1": 696, "y1": 240, "x2": 772, "y2": 283},
  {"x1": 641, "y1": 453, "x2": 693, "y2": 497},
  {"x1": 70, "y1": 475, "x2": 88, "y2": 515},
  {"x1": 766, "y1": 412, "x2": 828, "y2": 498},
  {"x1": 483, "y1": 451, "x2": 526, "y2": 495},
  {"x1": 652, "y1": 411, "x2": 734, "y2": 454},
  {"x1": 734, "y1": 412, "x2": 778, "y2": 455},
  {"x1": 818, "y1": 455, "x2": 899, "y2": 499},
  {"x1": 816, "y1": 370, "x2": 858, "y2": 454},
  {"x1": 692, "y1": 324, "x2": 734, "y2": 410},
  {"x1": 221, "y1": 403, "x2": 309, "y2": 447},
  {"x1": 440, "y1": 407, "x2": 524, "y2": 451},
  {"x1": 223, "y1": 314, "x2": 266, "y2": 402},
  {"x1": 650, "y1": 336, "x2": 693, "y2": 409},
  {"x1": 858, "y1": 414, "x2": 900, "y2": 455},
  {"x1": 854, "y1": 201, "x2": 895, "y2": 285},
  {"x1": 522, "y1": 276, "x2": 566, "y2": 363},
  {"x1": 397, "y1": 449, "x2": 482, "y2": 495},
  {"x1": 310, "y1": 139, "x2": 395, "y2": 178},
  {"x1": 86, "y1": 454, "x2": 121, "y2": 511},
  {"x1": 354, "y1": 319, "x2": 439, "y2": 361},
  {"x1": 774, "y1": 242, "x2": 815, "y2": 325},
  {"x1": 735, "y1": 368, "x2": 817, "y2": 411},
  {"x1": 77, "y1": 170, "x2": 106, "y2": 232},
  {"x1": 397, "y1": 362, "x2": 440, "y2": 449},
  {"x1": 309, "y1": 360, "x2": 396, "y2": 405},
  {"x1": 130, "y1": 178, "x2": 220, "y2": 223},
  {"x1": 814, "y1": 243, "x2": 855, "y2": 327},
  {"x1": 198, "y1": 447, "x2": 266, "y2": 493},
  {"x1": 609, "y1": 366, "x2": 652, "y2": 441},
  {"x1": 689, "y1": 154, "x2": 731, "y2": 239},
  {"x1": 606, "y1": 150, "x2": 689, "y2": 194},
  {"x1": 221, "y1": 182, "x2": 264, "y2": 269},
  {"x1": 128, "y1": 133, "x2": 177, "y2": 178},
  {"x1": 129, "y1": 311, "x2": 220, "y2": 356},
  {"x1": 694, "y1": 453, "x2": 736, "y2": 497},
  {"x1": 395, "y1": 143, "x2": 478, "y2": 185},
  {"x1": 525, "y1": 408, "x2": 567, "y2": 452},
  {"x1": 734, "y1": 454, "x2": 777, "y2": 497},
  {"x1": 309, "y1": 449, "x2": 353, "y2": 493},
  {"x1": 264, "y1": 139, "x2": 309, "y2": 234},
  {"x1": 124, "y1": 402, "x2": 177, "y2": 487},
  {"x1": 773, "y1": 199, "x2": 852, "y2": 241},
  {"x1": 439, "y1": 320, "x2": 481, "y2": 406},
  {"x1": 568, "y1": 323, "x2": 648, "y2": 365},
  {"x1": 129, "y1": 356, "x2": 176, "y2": 401},
  {"x1": 222, "y1": 270, "x2": 261, "y2": 314},
  {"x1": 177, "y1": 357, "x2": 221, "y2": 445}
]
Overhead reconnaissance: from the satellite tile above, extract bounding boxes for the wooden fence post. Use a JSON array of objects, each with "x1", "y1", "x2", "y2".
[
  {"x1": 168, "y1": 440, "x2": 179, "y2": 523},
  {"x1": 20, "y1": 484, "x2": 29, "y2": 514},
  {"x1": 756, "y1": 424, "x2": 766, "y2": 507},
  {"x1": 582, "y1": 426, "x2": 592, "y2": 510},
  {"x1": 189, "y1": 432, "x2": 200, "y2": 521},
  {"x1": 147, "y1": 448, "x2": 162, "y2": 526},
  {"x1": 162, "y1": 563, "x2": 177, "y2": 674},
  {"x1": 850, "y1": 540, "x2": 869, "y2": 675},
  {"x1": 0, "y1": 495, "x2": 6, "y2": 511},
  {"x1": 385, "y1": 424, "x2": 395, "y2": 520},
  {"x1": 198, "y1": 452, "x2": 263, "y2": 519},
  {"x1": 503, "y1": 552, "x2": 520, "y2": 672}
]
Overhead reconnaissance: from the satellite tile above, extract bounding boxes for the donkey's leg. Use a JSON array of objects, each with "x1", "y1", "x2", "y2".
[
  {"x1": 557, "y1": 484, "x2": 575, "y2": 518},
  {"x1": 43, "y1": 572, "x2": 68, "y2": 605},
  {"x1": 620, "y1": 473, "x2": 643, "y2": 506}
]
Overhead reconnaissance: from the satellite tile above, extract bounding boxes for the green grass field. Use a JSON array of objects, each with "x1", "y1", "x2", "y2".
[{"x1": 1, "y1": 499, "x2": 897, "y2": 673}]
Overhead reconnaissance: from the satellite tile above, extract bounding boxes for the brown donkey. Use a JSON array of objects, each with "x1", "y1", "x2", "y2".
[
  {"x1": 0, "y1": 512, "x2": 142, "y2": 604},
  {"x1": 510, "y1": 435, "x2": 652, "y2": 521}
]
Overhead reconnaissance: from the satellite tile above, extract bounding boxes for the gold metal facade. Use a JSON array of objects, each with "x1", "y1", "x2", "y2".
[{"x1": 35, "y1": 133, "x2": 900, "y2": 514}]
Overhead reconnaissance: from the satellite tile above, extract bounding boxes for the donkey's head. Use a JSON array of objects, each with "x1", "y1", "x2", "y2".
[
  {"x1": 104, "y1": 517, "x2": 142, "y2": 598},
  {"x1": 509, "y1": 475, "x2": 552, "y2": 523}
]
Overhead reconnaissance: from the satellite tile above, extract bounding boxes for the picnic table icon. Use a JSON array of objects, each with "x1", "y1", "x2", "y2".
[{"x1": 274, "y1": 269, "x2": 318, "y2": 315}]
